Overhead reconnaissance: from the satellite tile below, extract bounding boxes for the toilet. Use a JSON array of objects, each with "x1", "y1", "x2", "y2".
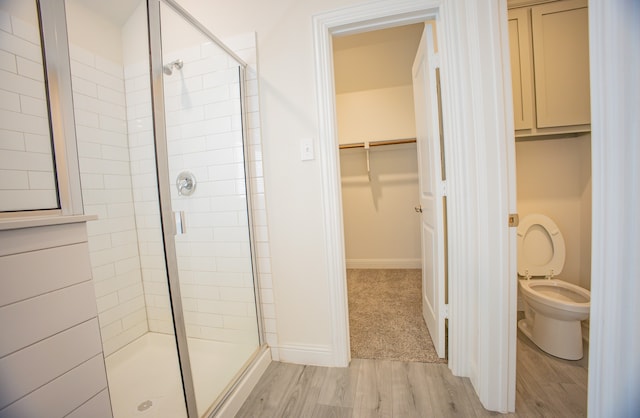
[{"x1": 517, "y1": 213, "x2": 590, "y2": 360}]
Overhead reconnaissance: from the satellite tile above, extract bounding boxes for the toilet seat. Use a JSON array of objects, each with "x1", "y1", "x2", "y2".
[
  {"x1": 517, "y1": 214, "x2": 565, "y2": 278},
  {"x1": 520, "y1": 279, "x2": 590, "y2": 310}
]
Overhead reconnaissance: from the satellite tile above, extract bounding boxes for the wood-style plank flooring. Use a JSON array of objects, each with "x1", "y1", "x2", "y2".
[{"x1": 236, "y1": 332, "x2": 588, "y2": 417}]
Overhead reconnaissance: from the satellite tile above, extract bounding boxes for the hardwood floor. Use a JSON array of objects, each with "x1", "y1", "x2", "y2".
[
  {"x1": 236, "y1": 332, "x2": 588, "y2": 417},
  {"x1": 514, "y1": 330, "x2": 588, "y2": 417}
]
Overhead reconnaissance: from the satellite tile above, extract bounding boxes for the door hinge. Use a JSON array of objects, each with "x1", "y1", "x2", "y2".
[
  {"x1": 440, "y1": 180, "x2": 448, "y2": 196},
  {"x1": 442, "y1": 304, "x2": 449, "y2": 320},
  {"x1": 508, "y1": 213, "x2": 519, "y2": 228}
]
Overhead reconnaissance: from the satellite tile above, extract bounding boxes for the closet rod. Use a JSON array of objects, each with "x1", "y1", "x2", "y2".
[{"x1": 338, "y1": 137, "x2": 416, "y2": 149}]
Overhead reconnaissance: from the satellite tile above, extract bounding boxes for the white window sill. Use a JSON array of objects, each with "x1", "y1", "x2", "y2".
[{"x1": 0, "y1": 214, "x2": 98, "y2": 231}]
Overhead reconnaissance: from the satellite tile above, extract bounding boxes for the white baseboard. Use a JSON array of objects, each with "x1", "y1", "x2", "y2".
[
  {"x1": 269, "y1": 346, "x2": 280, "y2": 361},
  {"x1": 346, "y1": 258, "x2": 421, "y2": 269},
  {"x1": 215, "y1": 347, "x2": 271, "y2": 418},
  {"x1": 277, "y1": 343, "x2": 337, "y2": 367}
]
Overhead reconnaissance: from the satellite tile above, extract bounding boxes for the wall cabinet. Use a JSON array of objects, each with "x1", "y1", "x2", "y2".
[{"x1": 508, "y1": 0, "x2": 590, "y2": 138}]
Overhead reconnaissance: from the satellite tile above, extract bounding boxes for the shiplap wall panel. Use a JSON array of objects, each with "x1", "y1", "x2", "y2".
[
  {"x1": 0, "y1": 222, "x2": 111, "y2": 417},
  {"x1": 0, "y1": 355, "x2": 108, "y2": 418},
  {"x1": 66, "y1": 389, "x2": 112, "y2": 418},
  {"x1": 0, "y1": 281, "x2": 97, "y2": 358},
  {"x1": 0, "y1": 242, "x2": 92, "y2": 307},
  {"x1": 0, "y1": 318, "x2": 102, "y2": 409},
  {"x1": 0, "y1": 222, "x2": 86, "y2": 257}
]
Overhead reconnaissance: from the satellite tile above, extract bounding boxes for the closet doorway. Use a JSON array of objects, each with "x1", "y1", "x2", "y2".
[{"x1": 332, "y1": 22, "x2": 447, "y2": 363}]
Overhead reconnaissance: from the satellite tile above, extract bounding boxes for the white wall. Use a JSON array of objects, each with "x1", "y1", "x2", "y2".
[
  {"x1": 336, "y1": 85, "x2": 416, "y2": 144},
  {"x1": 340, "y1": 144, "x2": 420, "y2": 268},
  {"x1": 0, "y1": 222, "x2": 111, "y2": 418},
  {"x1": 515, "y1": 133, "x2": 591, "y2": 289}
]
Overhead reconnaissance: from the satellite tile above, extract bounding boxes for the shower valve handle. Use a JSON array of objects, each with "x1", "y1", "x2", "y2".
[{"x1": 176, "y1": 171, "x2": 196, "y2": 196}]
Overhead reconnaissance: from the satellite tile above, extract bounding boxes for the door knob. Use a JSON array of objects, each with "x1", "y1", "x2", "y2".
[{"x1": 414, "y1": 205, "x2": 423, "y2": 213}]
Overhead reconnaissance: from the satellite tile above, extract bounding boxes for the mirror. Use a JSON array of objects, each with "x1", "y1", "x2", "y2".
[{"x1": 0, "y1": 0, "x2": 58, "y2": 212}]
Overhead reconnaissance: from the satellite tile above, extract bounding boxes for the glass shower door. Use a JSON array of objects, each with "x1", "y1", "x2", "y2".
[
  {"x1": 149, "y1": 1, "x2": 261, "y2": 416},
  {"x1": 65, "y1": 1, "x2": 189, "y2": 416}
]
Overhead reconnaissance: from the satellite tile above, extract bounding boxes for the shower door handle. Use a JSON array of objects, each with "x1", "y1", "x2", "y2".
[{"x1": 174, "y1": 211, "x2": 186, "y2": 235}]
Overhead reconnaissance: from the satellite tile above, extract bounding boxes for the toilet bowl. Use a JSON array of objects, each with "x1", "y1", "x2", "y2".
[{"x1": 517, "y1": 214, "x2": 590, "y2": 360}]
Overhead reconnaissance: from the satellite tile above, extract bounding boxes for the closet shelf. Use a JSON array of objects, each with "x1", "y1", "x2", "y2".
[
  {"x1": 338, "y1": 137, "x2": 416, "y2": 150},
  {"x1": 339, "y1": 138, "x2": 417, "y2": 181}
]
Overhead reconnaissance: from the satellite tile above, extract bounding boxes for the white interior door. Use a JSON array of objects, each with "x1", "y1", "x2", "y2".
[{"x1": 412, "y1": 23, "x2": 446, "y2": 358}]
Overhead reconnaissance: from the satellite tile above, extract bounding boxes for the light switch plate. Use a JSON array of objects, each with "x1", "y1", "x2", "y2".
[{"x1": 301, "y1": 138, "x2": 314, "y2": 161}]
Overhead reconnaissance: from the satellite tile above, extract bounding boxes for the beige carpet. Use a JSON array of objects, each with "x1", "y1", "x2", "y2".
[{"x1": 347, "y1": 269, "x2": 446, "y2": 363}]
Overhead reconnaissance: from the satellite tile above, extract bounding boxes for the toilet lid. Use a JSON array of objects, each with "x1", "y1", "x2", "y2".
[{"x1": 517, "y1": 214, "x2": 565, "y2": 277}]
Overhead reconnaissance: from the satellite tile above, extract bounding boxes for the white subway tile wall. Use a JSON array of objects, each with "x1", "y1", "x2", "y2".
[
  {"x1": 156, "y1": 33, "x2": 272, "y2": 346},
  {"x1": 71, "y1": 31, "x2": 277, "y2": 354},
  {"x1": 132, "y1": 32, "x2": 278, "y2": 349},
  {"x1": 0, "y1": 9, "x2": 57, "y2": 211},
  {"x1": 232, "y1": 34, "x2": 280, "y2": 357},
  {"x1": 123, "y1": 58, "x2": 175, "y2": 337},
  {"x1": 70, "y1": 45, "x2": 149, "y2": 357}
]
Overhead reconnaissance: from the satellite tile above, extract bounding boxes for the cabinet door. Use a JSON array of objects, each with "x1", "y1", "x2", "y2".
[
  {"x1": 532, "y1": 0, "x2": 590, "y2": 128},
  {"x1": 508, "y1": 8, "x2": 533, "y2": 130}
]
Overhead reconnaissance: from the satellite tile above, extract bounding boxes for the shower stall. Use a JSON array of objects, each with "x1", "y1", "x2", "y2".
[{"x1": 52, "y1": 0, "x2": 265, "y2": 416}]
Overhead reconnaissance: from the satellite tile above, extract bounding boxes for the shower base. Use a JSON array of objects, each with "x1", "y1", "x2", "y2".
[{"x1": 104, "y1": 332, "x2": 257, "y2": 417}]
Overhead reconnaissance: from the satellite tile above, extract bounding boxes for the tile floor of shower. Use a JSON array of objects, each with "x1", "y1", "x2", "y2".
[{"x1": 105, "y1": 332, "x2": 256, "y2": 417}]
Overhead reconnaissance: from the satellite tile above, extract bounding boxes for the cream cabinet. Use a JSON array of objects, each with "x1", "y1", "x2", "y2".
[{"x1": 508, "y1": 0, "x2": 590, "y2": 137}]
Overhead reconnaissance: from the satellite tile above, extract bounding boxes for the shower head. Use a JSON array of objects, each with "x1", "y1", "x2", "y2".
[{"x1": 163, "y1": 59, "x2": 183, "y2": 76}]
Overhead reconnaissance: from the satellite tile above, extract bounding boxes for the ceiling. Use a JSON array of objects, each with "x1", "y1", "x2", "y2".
[
  {"x1": 332, "y1": 23, "x2": 424, "y2": 95},
  {"x1": 72, "y1": 0, "x2": 141, "y2": 26}
]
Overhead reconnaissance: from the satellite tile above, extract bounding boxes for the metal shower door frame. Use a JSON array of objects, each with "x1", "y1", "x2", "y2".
[{"x1": 146, "y1": 1, "x2": 265, "y2": 416}]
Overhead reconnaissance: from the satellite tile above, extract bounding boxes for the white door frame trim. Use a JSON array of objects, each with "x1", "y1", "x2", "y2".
[
  {"x1": 586, "y1": 0, "x2": 639, "y2": 415},
  {"x1": 312, "y1": 0, "x2": 439, "y2": 370},
  {"x1": 312, "y1": 0, "x2": 516, "y2": 412}
]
